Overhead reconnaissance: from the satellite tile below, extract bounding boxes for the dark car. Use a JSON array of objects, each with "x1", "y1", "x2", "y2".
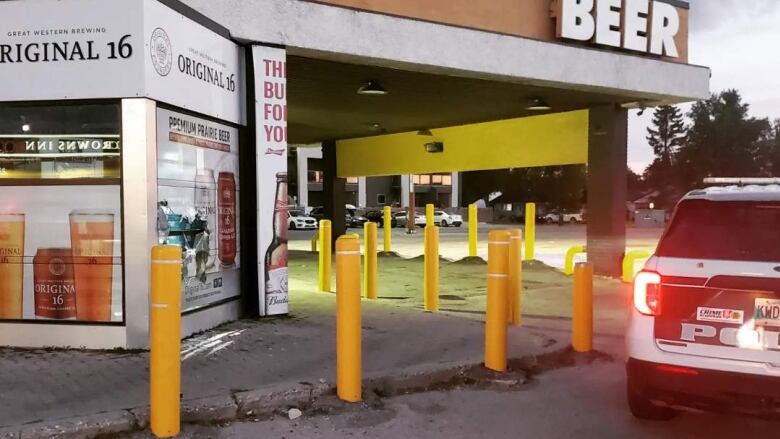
[
  {"x1": 364, "y1": 210, "x2": 398, "y2": 228},
  {"x1": 309, "y1": 207, "x2": 325, "y2": 221},
  {"x1": 346, "y1": 211, "x2": 368, "y2": 228}
]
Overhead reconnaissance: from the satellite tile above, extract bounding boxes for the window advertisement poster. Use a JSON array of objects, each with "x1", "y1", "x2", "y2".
[
  {"x1": 0, "y1": 104, "x2": 124, "y2": 323},
  {"x1": 156, "y1": 108, "x2": 241, "y2": 313},
  {"x1": 253, "y1": 45, "x2": 288, "y2": 316}
]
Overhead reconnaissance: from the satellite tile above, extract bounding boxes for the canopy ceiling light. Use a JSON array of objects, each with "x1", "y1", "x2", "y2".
[
  {"x1": 357, "y1": 80, "x2": 388, "y2": 95},
  {"x1": 526, "y1": 98, "x2": 552, "y2": 111},
  {"x1": 368, "y1": 122, "x2": 386, "y2": 134},
  {"x1": 416, "y1": 129, "x2": 433, "y2": 136}
]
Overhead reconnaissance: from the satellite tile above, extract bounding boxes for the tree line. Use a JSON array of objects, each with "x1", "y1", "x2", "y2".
[{"x1": 633, "y1": 89, "x2": 780, "y2": 206}]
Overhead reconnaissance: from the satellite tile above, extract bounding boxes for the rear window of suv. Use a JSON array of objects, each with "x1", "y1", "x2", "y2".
[{"x1": 656, "y1": 199, "x2": 780, "y2": 262}]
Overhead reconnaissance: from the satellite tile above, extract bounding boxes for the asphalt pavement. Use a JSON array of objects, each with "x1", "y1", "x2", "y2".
[{"x1": 127, "y1": 335, "x2": 779, "y2": 439}]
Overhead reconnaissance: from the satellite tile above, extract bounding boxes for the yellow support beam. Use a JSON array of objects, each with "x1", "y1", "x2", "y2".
[{"x1": 337, "y1": 110, "x2": 588, "y2": 177}]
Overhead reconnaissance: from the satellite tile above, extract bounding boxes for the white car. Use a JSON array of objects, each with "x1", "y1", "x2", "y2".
[
  {"x1": 288, "y1": 210, "x2": 318, "y2": 230},
  {"x1": 415, "y1": 211, "x2": 463, "y2": 227},
  {"x1": 626, "y1": 182, "x2": 780, "y2": 420},
  {"x1": 542, "y1": 211, "x2": 583, "y2": 224}
]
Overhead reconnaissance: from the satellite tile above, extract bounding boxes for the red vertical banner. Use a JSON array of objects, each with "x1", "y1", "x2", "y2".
[{"x1": 253, "y1": 46, "x2": 288, "y2": 316}]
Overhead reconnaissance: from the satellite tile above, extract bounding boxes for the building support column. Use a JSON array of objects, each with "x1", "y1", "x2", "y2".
[
  {"x1": 586, "y1": 106, "x2": 627, "y2": 277},
  {"x1": 358, "y1": 177, "x2": 367, "y2": 208},
  {"x1": 450, "y1": 172, "x2": 460, "y2": 208},
  {"x1": 322, "y1": 139, "x2": 346, "y2": 246},
  {"x1": 295, "y1": 145, "x2": 322, "y2": 209},
  {"x1": 400, "y1": 174, "x2": 410, "y2": 207}
]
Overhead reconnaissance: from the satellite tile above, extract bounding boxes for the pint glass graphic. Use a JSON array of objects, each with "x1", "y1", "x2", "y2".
[
  {"x1": 34, "y1": 248, "x2": 76, "y2": 319},
  {"x1": 69, "y1": 211, "x2": 114, "y2": 322},
  {"x1": 218, "y1": 171, "x2": 236, "y2": 266},
  {"x1": 0, "y1": 213, "x2": 24, "y2": 319}
]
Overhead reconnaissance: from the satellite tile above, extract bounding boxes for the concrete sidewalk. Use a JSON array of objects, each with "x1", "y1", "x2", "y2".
[{"x1": 0, "y1": 290, "x2": 563, "y2": 438}]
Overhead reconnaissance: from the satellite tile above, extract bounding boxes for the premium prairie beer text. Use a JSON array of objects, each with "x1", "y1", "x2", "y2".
[
  {"x1": 70, "y1": 211, "x2": 114, "y2": 322},
  {"x1": 264, "y1": 173, "x2": 288, "y2": 314},
  {"x1": 218, "y1": 171, "x2": 236, "y2": 266},
  {"x1": 34, "y1": 248, "x2": 76, "y2": 319},
  {"x1": 0, "y1": 213, "x2": 24, "y2": 319}
]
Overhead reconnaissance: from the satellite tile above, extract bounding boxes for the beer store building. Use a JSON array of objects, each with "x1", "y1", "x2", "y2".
[{"x1": 0, "y1": 0, "x2": 708, "y2": 348}]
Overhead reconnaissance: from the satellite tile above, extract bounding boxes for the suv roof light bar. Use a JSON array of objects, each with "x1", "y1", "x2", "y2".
[{"x1": 703, "y1": 177, "x2": 780, "y2": 185}]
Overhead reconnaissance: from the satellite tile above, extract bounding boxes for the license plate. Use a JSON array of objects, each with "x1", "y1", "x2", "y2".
[{"x1": 754, "y1": 298, "x2": 780, "y2": 327}]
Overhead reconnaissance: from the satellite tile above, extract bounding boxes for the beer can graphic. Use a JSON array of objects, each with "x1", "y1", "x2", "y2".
[
  {"x1": 218, "y1": 172, "x2": 236, "y2": 266},
  {"x1": 33, "y1": 248, "x2": 76, "y2": 319}
]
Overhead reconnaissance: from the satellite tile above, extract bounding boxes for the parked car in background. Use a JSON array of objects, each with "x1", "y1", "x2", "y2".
[
  {"x1": 363, "y1": 210, "x2": 398, "y2": 228},
  {"x1": 309, "y1": 207, "x2": 325, "y2": 221},
  {"x1": 542, "y1": 211, "x2": 583, "y2": 224},
  {"x1": 393, "y1": 211, "x2": 409, "y2": 228},
  {"x1": 434, "y1": 211, "x2": 462, "y2": 227},
  {"x1": 417, "y1": 211, "x2": 463, "y2": 227},
  {"x1": 288, "y1": 210, "x2": 318, "y2": 230},
  {"x1": 346, "y1": 212, "x2": 368, "y2": 228}
]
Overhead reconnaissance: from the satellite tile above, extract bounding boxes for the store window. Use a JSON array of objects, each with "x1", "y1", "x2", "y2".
[
  {"x1": 0, "y1": 102, "x2": 123, "y2": 323},
  {"x1": 156, "y1": 108, "x2": 241, "y2": 313}
]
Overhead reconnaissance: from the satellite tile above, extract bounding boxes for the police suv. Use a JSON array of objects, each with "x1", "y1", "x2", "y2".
[{"x1": 626, "y1": 179, "x2": 780, "y2": 419}]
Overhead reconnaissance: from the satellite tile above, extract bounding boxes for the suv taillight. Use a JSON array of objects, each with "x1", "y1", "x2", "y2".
[{"x1": 633, "y1": 271, "x2": 662, "y2": 316}]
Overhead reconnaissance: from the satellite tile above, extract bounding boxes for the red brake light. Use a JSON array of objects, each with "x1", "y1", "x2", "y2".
[
  {"x1": 634, "y1": 271, "x2": 662, "y2": 316},
  {"x1": 655, "y1": 364, "x2": 699, "y2": 376}
]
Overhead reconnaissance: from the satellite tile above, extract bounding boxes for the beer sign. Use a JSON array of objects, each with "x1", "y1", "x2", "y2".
[
  {"x1": 156, "y1": 108, "x2": 241, "y2": 313},
  {"x1": 555, "y1": 0, "x2": 681, "y2": 58}
]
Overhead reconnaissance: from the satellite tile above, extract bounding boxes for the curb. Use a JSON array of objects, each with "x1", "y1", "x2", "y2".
[{"x1": 5, "y1": 338, "x2": 571, "y2": 438}]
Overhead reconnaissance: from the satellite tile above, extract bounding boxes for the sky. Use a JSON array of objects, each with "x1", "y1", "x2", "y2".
[{"x1": 627, "y1": 0, "x2": 780, "y2": 173}]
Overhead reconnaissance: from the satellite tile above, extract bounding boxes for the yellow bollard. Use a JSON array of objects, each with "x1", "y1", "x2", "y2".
[
  {"x1": 311, "y1": 230, "x2": 319, "y2": 252},
  {"x1": 524, "y1": 203, "x2": 535, "y2": 261},
  {"x1": 468, "y1": 204, "x2": 478, "y2": 257},
  {"x1": 383, "y1": 206, "x2": 392, "y2": 252},
  {"x1": 426, "y1": 204, "x2": 434, "y2": 228},
  {"x1": 572, "y1": 262, "x2": 594, "y2": 353},
  {"x1": 485, "y1": 230, "x2": 510, "y2": 372},
  {"x1": 318, "y1": 220, "x2": 332, "y2": 292},
  {"x1": 336, "y1": 235, "x2": 362, "y2": 402},
  {"x1": 150, "y1": 245, "x2": 183, "y2": 438},
  {"x1": 564, "y1": 245, "x2": 586, "y2": 276},
  {"x1": 622, "y1": 250, "x2": 651, "y2": 283},
  {"x1": 423, "y1": 225, "x2": 439, "y2": 312},
  {"x1": 363, "y1": 222, "x2": 378, "y2": 299},
  {"x1": 507, "y1": 229, "x2": 523, "y2": 326}
]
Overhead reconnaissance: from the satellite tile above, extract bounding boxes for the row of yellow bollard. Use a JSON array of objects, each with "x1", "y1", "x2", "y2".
[
  {"x1": 564, "y1": 245, "x2": 586, "y2": 276},
  {"x1": 423, "y1": 225, "x2": 439, "y2": 312},
  {"x1": 318, "y1": 219, "x2": 333, "y2": 292},
  {"x1": 336, "y1": 235, "x2": 363, "y2": 402},
  {"x1": 483, "y1": 229, "x2": 524, "y2": 372}
]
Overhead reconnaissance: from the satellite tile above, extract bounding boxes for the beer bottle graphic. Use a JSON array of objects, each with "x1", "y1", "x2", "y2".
[{"x1": 264, "y1": 172, "x2": 288, "y2": 314}]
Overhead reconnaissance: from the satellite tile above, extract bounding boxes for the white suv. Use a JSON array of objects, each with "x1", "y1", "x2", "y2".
[{"x1": 626, "y1": 182, "x2": 780, "y2": 419}]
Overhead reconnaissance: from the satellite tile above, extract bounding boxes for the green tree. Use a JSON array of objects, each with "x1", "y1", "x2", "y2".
[
  {"x1": 644, "y1": 105, "x2": 686, "y2": 190},
  {"x1": 646, "y1": 105, "x2": 685, "y2": 166},
  {"x1": 677, "y1": 89, "x2": 771, "y2": 189}
]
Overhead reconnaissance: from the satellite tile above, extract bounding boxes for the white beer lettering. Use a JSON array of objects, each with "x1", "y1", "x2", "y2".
[{"x1": 558, "y1": 0, "x2": 680, "y2": 57}]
